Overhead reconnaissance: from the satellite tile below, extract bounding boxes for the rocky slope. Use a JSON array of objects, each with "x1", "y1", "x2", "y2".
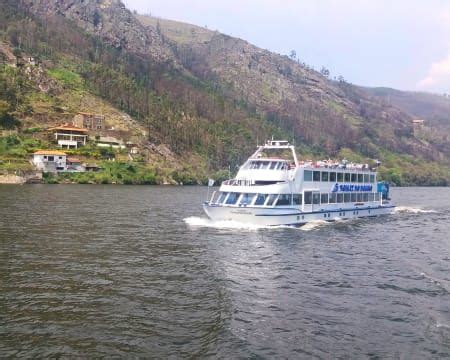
[
  {"x1": 21, "y1": 0, "x2": 174, "y2": 62},
  {"x1": 139, "y1": 15, "x2": 448, "y2": 163},
  {"x1": 364, "y1": 87, "x2": 450, "y2": 130},
  {"x1": 0, "y1": 0, "x2": 449, "y2": 185}
]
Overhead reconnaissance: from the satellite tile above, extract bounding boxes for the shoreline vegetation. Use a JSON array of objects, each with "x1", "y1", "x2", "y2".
[
  {"x1": 0, "y1": 133, "x2": 228, "y2": 185},
  {"x1": 0, "y1": 134, "x2": 448, "y2": 186}
]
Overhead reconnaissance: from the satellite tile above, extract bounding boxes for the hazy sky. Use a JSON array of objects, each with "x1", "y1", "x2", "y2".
[{"x1": 122, "y1": 0, "x2": 450, "y2": 93}]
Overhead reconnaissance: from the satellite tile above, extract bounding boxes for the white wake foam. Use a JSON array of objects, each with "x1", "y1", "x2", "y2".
[
  {"x1": 184, "y1": 217, "x2": 336, "y2": 231},
  {"x1": 394, "y1": 206, "x2": 437, "y2": 214},
  {"x1": 436, "y1": 323, "x2": 450, "y2": 329},
  {"x1": 300, "y1": 220, "x2": 331, "y2": 232},
  {"x1": 420, "y1": 272, "x2": 450, "y2": 292},
  {"x1": 184, "y1": 216, "x2": 270, "y2": 230}
]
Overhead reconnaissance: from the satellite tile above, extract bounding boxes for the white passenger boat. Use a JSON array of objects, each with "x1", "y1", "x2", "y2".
[{"x1": 203, "y1": 140, "x2": 395, "y2": 226}]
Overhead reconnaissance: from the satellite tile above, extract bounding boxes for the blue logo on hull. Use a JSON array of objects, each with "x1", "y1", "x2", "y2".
[{"x1": 331, "y1": 183, "x2": 373, "y2": 192}]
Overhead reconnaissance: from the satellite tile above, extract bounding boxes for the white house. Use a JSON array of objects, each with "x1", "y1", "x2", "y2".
[
  {"x1": 48, "y1": 124, "x2": 88, "y2": 149},
  {"x1": 32, "y1": 150, "x2": 67, "y2": 173},
  {"x1": 95, "y1": 136, "x2": 126, "y2": 149}
]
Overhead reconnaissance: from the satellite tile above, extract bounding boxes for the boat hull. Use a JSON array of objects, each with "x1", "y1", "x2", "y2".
[{"x1": 203, "y1": 203, "x2": 395, "y2": 227}]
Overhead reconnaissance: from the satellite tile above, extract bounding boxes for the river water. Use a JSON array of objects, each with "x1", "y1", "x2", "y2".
[{"x1": 0, "y1": 185, "x2": 449, "y2": 358}]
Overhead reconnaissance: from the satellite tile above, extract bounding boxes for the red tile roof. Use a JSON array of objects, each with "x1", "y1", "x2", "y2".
[
  {"x1": 34, "y1": 150, "x2": 67, "y2": 156},
  {"x1": 48, "y1": 124, "x2": 88, "y2": 133}
]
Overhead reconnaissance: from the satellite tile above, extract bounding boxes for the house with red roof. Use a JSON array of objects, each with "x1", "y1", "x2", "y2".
[
  {"x1": 48, "y1": 124, "x2": 88, "y2": 149},
  {"x1": 32, "y1": 150, "x2": 67, "y2": 173}
]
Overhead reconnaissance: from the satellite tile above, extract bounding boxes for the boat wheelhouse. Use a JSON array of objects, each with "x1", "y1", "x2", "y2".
[{"x1": 203, "y1": 140, "x2": 394, "y2": 226}]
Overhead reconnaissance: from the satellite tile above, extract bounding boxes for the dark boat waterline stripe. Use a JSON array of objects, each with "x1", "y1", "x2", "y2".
[
  {"x1": 255, "y1": 206, "x2": 394, "y2": 217},
  {"x1": 274, "y1": 214, "x2": 382, "y2": 227}
]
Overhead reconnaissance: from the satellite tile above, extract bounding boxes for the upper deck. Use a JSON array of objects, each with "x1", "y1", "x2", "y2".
[
  {"x1": 220, "y1": 140, "x2": 378, "y2": 193},
  {"x1": 233, "y1": 140, "x2": 298, "y2": 183}
]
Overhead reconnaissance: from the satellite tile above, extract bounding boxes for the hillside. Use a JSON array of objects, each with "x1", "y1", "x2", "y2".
[
  {"x1": 0, "y1": 0, "x2": 449, "y2": 185},
  {"x1": 364, "y1": 87, "x2": 450, "y2": 130}
]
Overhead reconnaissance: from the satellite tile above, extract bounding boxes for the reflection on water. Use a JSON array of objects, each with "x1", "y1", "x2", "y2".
[{"x1": 0, "y1": 185, "x2": 449, "y2": 357}]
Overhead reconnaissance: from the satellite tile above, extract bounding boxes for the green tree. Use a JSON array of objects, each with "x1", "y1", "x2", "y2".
[
  {"x1": 320, "y1": 66, "x2": 330, "y2": 77},
  {"x1": 0, "y1": 100, "x2": 20, "y2": 129},
  {"x1": 289, "y1": 50, "x2": 296, "y2": 60}
]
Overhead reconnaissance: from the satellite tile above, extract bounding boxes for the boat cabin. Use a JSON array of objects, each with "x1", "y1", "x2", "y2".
[{"x1": 212, "y1": 165, "x2": 380, "y2": 211}]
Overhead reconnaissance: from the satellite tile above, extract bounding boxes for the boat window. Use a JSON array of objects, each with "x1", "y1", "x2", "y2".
[
  {"x1": 254, "y1": 181, "x2": 279, "y2": 185},
  {"x1": 217, "y1": 192, "x2": 228, "y2": 204},
  {"x1": 370, "y1": 174, "x2": 375, "y2": 183},
  {"x1": 351, "y1": 173, "x2": 357, "y2": 182},
  {"x1": 276, "y1": 194, "x2": 291, "y2": 206},
  {"x1": 363, "y1": 193, "x2": 369, "y2": 202},
  {"x1": 253, "y1": 162, "x2": 260, "y2": 170},
  {"x1": 357, "y1": 174, "x2": 363, "y2": 183},
  {"x1": 255, "y1": 194, "x2": 268, "y2": 205},
  {"x1": 363, "y1": 174, "x2": 370, "y2": 183},
  {"x1": 375, "y1": 193, "x2": 380, "y2": 201},
  {"x1": 260, "y1": 162, "x2": 270, "y2": 170},
  {"x1": 270, "y1": 162, "x2": 277, "y2": 170},
  {"x1": 304, "y1": 170, "x2": 313, "y2": 181},
  {"x1": 313, "y1": 193, "x2": 320, "y2": 204},
  {"x1": 304, "y1": 191, "x2": 312, "y2": 205},
  {"x1": 337, "y1": 193, "x2": 344, "y2": 203},
  {"x1": 266, "y1": 194, "x2": 278, "y2": 206},
  {"x1": 321, "y1": 172, "x2": 329, "y2": 182},
  {"x1": 357, "y1": 193, "x2": 363, "y2": 202},
  {"x1": 225, "y1": 192, "x2": 240, "y2": 205},
  {"x1": 48, "y1": 156, "x2": 54, "y2": 162},
  {"x1": 210, "y1": 192, "x2": 220, "y2": 203},
  {"x1": 337, "y1": 172, "x2": 344, "y2": 182},
  {"x1": 351, "y1": 193, "x2": 357, "y2": 202},
  {"x1": 240, "y1": 193, "x2": 255, "y2": 205},
  {"x1": 293, "y1": 194, "x2": 302, "y2": 205},
  {"x1": 368, "y1": 193, "x2": 374, "y2": 202},
  {"x1": 344, "y1": 193, "x2": 351, "y2": 203},
  {"x1": 344, "y1": 173, "x2": 351, "y2": 182},
  {"x1": 313, "y1": 171, "x2": 320, "y2": 181},
  {"x1": 279, "y1": 163, "x2": 288, "y2": 170},
  {"x1": 329, "y1": 172, "x2": 336, "y2": 182},
  {"x1": 329, "y1": 193, "x2": 337, "y2": 203},
  {"x1": 320, "y1": 193, "x2": 328, "y2": 204}
]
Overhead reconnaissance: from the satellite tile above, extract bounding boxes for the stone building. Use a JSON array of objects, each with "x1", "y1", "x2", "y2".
[{"x1": 73, "y1": 112, "x2": 105, "y2": 131}]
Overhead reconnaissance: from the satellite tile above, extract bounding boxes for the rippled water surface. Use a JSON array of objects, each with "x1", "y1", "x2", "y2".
[{"x1": 0, "y1": 185, "x2": 449, "y2": 358}]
